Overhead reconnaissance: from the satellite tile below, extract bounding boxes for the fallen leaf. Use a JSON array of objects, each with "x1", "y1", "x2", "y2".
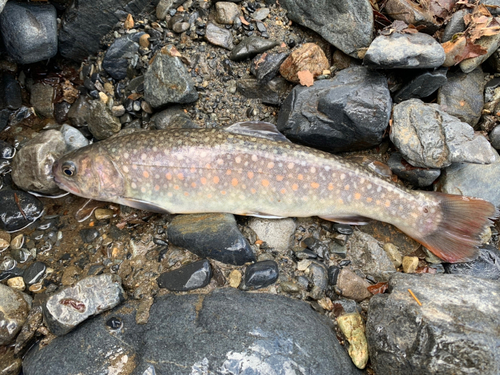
[
  {"x1": 240, "y1": 15, "x2": 249, "y2": 25},
  {"x1": 367, "y1": 282, "x2": 389, "y2": 295},
  {"x1": 297, "y1": 70, "x2": 314, "y2": 87}
]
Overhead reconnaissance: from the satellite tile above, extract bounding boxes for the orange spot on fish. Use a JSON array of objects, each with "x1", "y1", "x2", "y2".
[
  {"x1": 141, "y1": 187, "x2": 146, "y2": 193},
  {"x1": 232, "y1": 178, "x2": 238, "y2": 186},
  {"x1": 247, "y1": 171, "x2": 254, "y2": 179},
  {"x1": 143, "y1": 171, "x2": 149, "y2": 178},
  {"x1": 267, "y1": 162, "x2": 274, "y2": 169},
  {"x1": 344, "y1": 185, "x2": 350, "y2": 190},
  {"x1": 287, "y1": 163, "x2": 294, "y2": 169},
  {"x1": 167, "y1": 192, "x2": 173, "y2": 197},
  {"x1": 200, "y1": 177, "x2": 207, "y2": 185},
  {"x1": 276, "y1": 175, "x2": 284, "y2": 181},
  {"x1": 190, "y1": 167, "x2": 196, "y2": 173},
  {"x1": 235, "y1": 156, "x2": 242, "y2": 163},
  {"x1": 367, "y1": 197, "x2": 373, "y2": 203},
  {"x1": 354, "y1": 193, "x2": 361, "y2": 200},
  {"x1": 154, "y1": 185, "x2": 160, "y2": 191},
  {"x1": 205, "y1": 163, "x2": 212, "y2": 169},
  {"x1": 177, "y1": 173, "x2": 184, "y2": 180},
  {"x1": 298, "y1": 174, "x2": 303, "y2": 180},
  {"x1": 328, "y1": 183, "x2": 334, "y2": 190},
  {"x1": 226, "y1": 170, "x2": 232, "y2": 175},
  {"x1": 213, "y1": 176, "x2": 220, "y2": 184},
  {"x1": 191, "y1": 182, "x2": 197, "y2": 188},
  {"x1": 310, "y1": 182, "x2": 319, "y2": 189},
  {"x1": 385, "y1": 200, "x2": 391, "y2": 207},
  {"x1": 221, "y1": 190, "x2": 227, "y2": 195},
  {"x1": 207, "y1": 194, "x2": 212, "y2": 198},
  {"x1": 376, "y1": 200, "x2": 381, "y2": 205},
  {"x1": 292, "y1": 183, "x2": 299, "y2": 191},
  {"x1": 280, "y1": 188, "x2": 286, "y2": 194},
  {"x1": 261, "y1": 179, "x2": 270, "y2": 187},
  {"x1": 251, "y1": 188, "x2": 257, "y2": 194},
  {"x1": 174, "y1": 185, "x2": 180, "y2": 190},
  {"x1": 184, "y1": 192, "x2": 189, "y2": 196},
  {"x1": 338, "y1": 198, "x2": 344, "y2": 204},
  {"x1": 166, "y1": 173, "x2": 172, "y2": 180}
]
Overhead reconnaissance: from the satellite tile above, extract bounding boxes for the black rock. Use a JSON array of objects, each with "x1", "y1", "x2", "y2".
[
  {"x1": 54, "y1": 101, "x2": 72, "y2": 124},
  {"x1": 0, "y1": 109, "x2": 10, "y2": 132},
  {"x1": 277, "y1": 65, "x2": 391, "y2": 153},
  {"x1": 280, "y1": 0, "x2": 373, "y2": 58},
  {"x1": 442, "y1": 9, "x2": 469, "y2": 42},
  {"x1": 58, "y1": 0, "x2": 156, "y2": 61},
  {"x1": 243, "y1": 260, "x2": 279, "y2": 289},
  {"x1": 0, "y1": 267, "x2": 24, "y2": 282},
  {"x1": 167, "y1": 214, "x2": 255, "y2": 265},
  {"x1": 388, "y1": 152, "x2": 441, "y2": 187},
  {"x1": 250, "y1": 52, "x2": 289, "y2": 82},
  {"x1": 24, "y1": 289, "x2": 361, "y2": 375},
  {"x1": 103, "y1": 34, "x2": 143, "y2": 80},
  {"x1": 0, "y1": 2, "x2": 58, "y2": 64},
  {"x1": 444, "y1": 245, "x2": 500, "y2": 280},
  {"x1": 333, "y1": 223, "x2": 353, "y2": 235},
  {"x1": 79, "y1": 228, "x2": 100, "y2": 243},
  {"x1": 157, "y1": 259, "x2": 212, "y2": 291},
  {"x1": 328, "y1": 265, "x2": 340, "y2": 285},
  {"x1": 0, "y1": 73, "x2": 22, "y2": 110},
  {"x1": 236, "y1": 77, "x2": 290, "y2": 106},
  {"x1": 0, "y1": 190, "x2": 44, "y2": 232},
  {"x1": 23, "y1": 261, "x2": 47, "y2": 285},
  {"x1": 367, "y1": 273, "x2": 500, "y2": 374},
  {"x1": 308, "y1": 261, "x2": 328, "y2": 292},
  {"x1": 302, "y1": 237, "x2": 328, "y2": 258},
  {"x1": 490, "y1": 126, "x2": 500, "y2": 150},
  {"x1": 230, "y1": 36, "x2": 279, "y2": 61},
  {"x1": 394, "y1": 68, "x2": 448, "y2": 103}
]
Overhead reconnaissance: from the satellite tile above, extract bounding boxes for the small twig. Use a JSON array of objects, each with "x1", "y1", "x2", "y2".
[
  {"x1": 408, "y1": 289, "x2": 422, "y2": 306},
  {"x1": 14, "y1": 192, "x2": 28, "y2": 220}
]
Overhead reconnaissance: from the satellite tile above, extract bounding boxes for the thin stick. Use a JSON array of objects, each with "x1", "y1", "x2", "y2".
[{"x1": 408, "y1": 289, "x2": 422, "y2": 306}]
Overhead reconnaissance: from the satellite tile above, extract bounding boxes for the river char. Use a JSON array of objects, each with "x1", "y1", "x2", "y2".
[{"x1": 53, "y1": 122, "x2": 497, "y2": 263}]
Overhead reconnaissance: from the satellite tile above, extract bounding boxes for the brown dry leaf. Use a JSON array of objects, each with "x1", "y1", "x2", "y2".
[
  {"x1": 428, "y1": 0, "x2": 458, "y2": 20},
  {"x1": 367, "y1": 282, "x2": 389, "y2": 295},
  {"x1": 297, "y1": 70, "x2": 314, "y2": 87},
  {"x1": 240, "y1": 15, "x2": 249, "y2": 25},
  {"x1": 458, "y1": 39, "x2": 488, "y2": 61}
]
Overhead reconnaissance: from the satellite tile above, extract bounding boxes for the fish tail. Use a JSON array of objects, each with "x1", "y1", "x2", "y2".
[{"x1": 411, "y1": 192, "x2": 498, "y2": 263}]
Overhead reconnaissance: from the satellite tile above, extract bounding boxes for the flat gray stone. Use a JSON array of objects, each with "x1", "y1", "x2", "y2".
[
  {"x1": 367, "y1": 273, "x2": 500, "y2": 375},
  {"x1": 205, "y1": 22, "x2": 234, "y2": 50},
  {"x1": 230, "y1": 36, "x2": 279, "y2": 61},
  {"x1": 0, "y1": 2, "x2": 58, "y2": 64},
  {"x1": 364, "y1": 32, "x2": 445, "y2": 69},
  {"x1": 247, "y1": 218, "x2": 296, "y2": 252},
  {"x1": 24, "y1": 289, "x2": 362, "y2": 375},
  {"x1": 144, "y1": 46, "x2": 199, "y2": 108},
  {"x1": 30, "y1": 83, "x2": 55, "y2": 118},
  {"x1": 43, "y1": 274, "x2": 124, "y2": 336},
  {"x1": 87, "y1": 100, "x2": 122, "y2": 140},
  {"x1": 280, "y1": 0, "x2": 373, "y2": 58},
  {"x1": 277, "y1": 65, "x2": 391, "y2": 153},
  {"x1": 391, "y1": 99, "x2": 497, "y2": 168}
]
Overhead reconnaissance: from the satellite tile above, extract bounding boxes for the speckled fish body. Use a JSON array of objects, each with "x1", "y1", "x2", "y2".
[{"x1": 53, "y1": 122, "x2": 497, "y2": 263}]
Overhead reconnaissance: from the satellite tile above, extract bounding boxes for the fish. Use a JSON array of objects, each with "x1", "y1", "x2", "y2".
[{"x1": 52, "y1": 121, "x2": 497, "y2": 263}]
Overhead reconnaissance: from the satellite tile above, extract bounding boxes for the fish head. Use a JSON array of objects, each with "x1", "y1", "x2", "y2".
[{"x1": 52, "y1": 146, "x2": 125, "y2": 201}]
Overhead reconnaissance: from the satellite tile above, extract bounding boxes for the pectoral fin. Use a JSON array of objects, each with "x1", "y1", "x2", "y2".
[
  {"x1": 117, "y1": 197, "x2": 171, "y2": 213},
  {"x1": 318, "y1": 215, "x2": 371, "y2": 225}
]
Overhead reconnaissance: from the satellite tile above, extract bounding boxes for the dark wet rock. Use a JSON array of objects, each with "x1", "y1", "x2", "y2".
[
  {"x1": 0, "y1": 267, "x2": 23, "y2": 282},
  {"x1": 279, "y1": 43, "x2": 329, "y2": 83},
  {"x1": 364, "y1": 32, "x2": 445, "y2": 69},
  {"x1": 24, "y1": 289, "x2": 361, "y2": 375},
  {"x1": 0, "y1": 190, "x2": 44, "y2": 232},
  {"x1": 328, "y1": 265, "x2": 340, "y2": 285},
  {"x1": 0, "y1": 73, "x2": 22, "y2": 110},
  {"x1": 103, "y1": 34, "x2": 143, "y2": 80},
  {"x1": 87, "y1": 100, "x2": 122, "y2": 140},
  {"x1": 437, "y1": 156, "x2": 500, "y2": 207},
  {"x1": 277, "y1": 66, "x2": 391, "y2": 153},
  {"x1": 156, "y1": 0, "x2": 185, "y2": 20},
  {"x1": 384, "y1": 0, "x2": 440, "y2": 32},
  {"x1": 281, "y1": 0, "x2": 372, "y2": 58},
  {"x1": 29, "y1": 83, "x2": 55, "y2": 118},
  {"x1": 237, "y1": 76, "x2": 290, "y2": 106},
  {"x1": 0, "y1": 2, "x2": 57, "y2": 64},
  {"x1": 144, "y1": 46, "x2": 199, "y2": 108},
  {"x1": 251, "y1": 52, "x2": 288, "y2": 82},
  {"x1": 388, "y1": 152, "x2": 441, "y2": 187},
  {"x1": 437, "y1": 68, "x2": 484, "y2": 127},
  {"x1": 59, "y1": 0, "x2": 158, "y2": 61},
  {"x1": 11, "y1": 129, "x2": 66, "y2": 194},
  {"x1": 0, "y1": 283, "x2": 31, "y2": 345},
  {"x1": 247, "y1": 218, "x2": 295, "y2": 251},
  {"x1": 444, "y1": 245, "x2": 500, "y2": 280},
  {"x1": 152, "y1": 105, "x2": 199, "y2": 129},
  {"x1": 0, "y1": 109, "x2": 10, "y2": 132},
  {"x1": 336, "y1": 268, "x2": 372, "y2": 302},
  {"x1": 54, "y1": 101, "x2": 72, "y2": 124},
  {"x1": 303, "y1": 237, "x2": 329, "y2": 258},
  {"x1": 442, "y1": 9, "x2": 469, "y2": 42},
  {"x1": 167, "y1": 213, "x2": 255, "y2": 265},
  {"x1": 348, "y1": 231, "x2": 396, "y2": 282},
  {"x1": 79, "y1": 228, "x2": 100, "y2": 243},
  {"x1": 367, "y1": 273, "x2": 500, "y2": 375},
  {"x1": 230, "y1": 36, "x2": 279, "y2": 61},
  {"x1": 0, "y1": 140, "x2": 14, "y2": 160},
  {"x1": 157, "y1": 259, "x2": 212, "y2": 291},
  {"x1": 23, "y1": 261, "x2": 47, "y2": 285},
  {"x1": 391, "y1": 99, "x2": 497, "y2": 168},
  {"x1": 215, "y1": 1, "x2": 240, "y2": 24},
  {"x1": 205, "y1": 22, "x2": 234, "y2": 50},
  {"x1": 0, "y1": 346, "x2": 22, "y2": 375},
  {"x1": 394, "y1": 68, "x2": 447, "y2": 103},
  {"x1": 43, "y1": 274, "x2": 124, "y2": 336},
  {"x1": 306, "y1": 261, "x2": 328, "y2": 293},
  {"x1": 67, "y1": 95, "x2": 92, "y2": 128},
  {"x1": 242, "y1": 260, "x2": 279, "y2": 290},
  {"x1": 60, "y1": 124, "x2": 89, "y2": 152},
  {"x1": 490, "y1": 126, "x2": 500, "y2": 150}
]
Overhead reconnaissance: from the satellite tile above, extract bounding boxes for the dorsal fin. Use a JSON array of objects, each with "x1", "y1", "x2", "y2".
[{"x1": 224, "y1": 121, "x2": 291, "y2": 143}]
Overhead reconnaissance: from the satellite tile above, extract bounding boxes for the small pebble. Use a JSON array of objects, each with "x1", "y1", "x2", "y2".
[
  {"x1": 10, "y1": 234, "x2": 24, "y2": 250},
  {"x1": 280, "y1": 281, "x2": 301, "y2": 293},
  {"x1": 94, "y1": 209, "x2": 114, "y2": 220},
  {"x1": 402, "y1": 256, "x2": 419, "y2": 273},
  {"x1": 297, "y1": 259, "x2": 312, "y2": 271},
  {"x1": 139, "y1": 33, "x2": 150, "y2": 48},
  {"x1": 337, "y1": 312, "x2": 368, "y2": 369},
  {"x1": 383, "y1": 243, "x2": 403, "y2": 268},
  {"x1": 228, "y1": 269, "x2": 242, "y2": 288},
  {"x1": 243, "y1": 260, "x2": 279, "y2": 290},
  {"x1": 318, "y1": 297, "x2": 334, "y2": 311},
  {"x1": 7, "y1": 276, "x2": 25, "y2": 291}
]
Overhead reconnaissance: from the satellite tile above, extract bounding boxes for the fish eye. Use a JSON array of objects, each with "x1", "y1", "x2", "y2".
[{"x1": 62, "y1": 162, "x2": 77, "y2": 177}]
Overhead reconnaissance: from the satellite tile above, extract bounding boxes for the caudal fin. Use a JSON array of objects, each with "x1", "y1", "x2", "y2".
[{"x1": 415, "y1": 193, "x2": 498, "y2": 263}]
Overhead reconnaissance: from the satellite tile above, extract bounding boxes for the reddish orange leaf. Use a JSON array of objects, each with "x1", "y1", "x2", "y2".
[
  {"x1": 297, "y1": 70, "x2": 314, "y2": 87},
  {"x1": 367, "y1": 282, "x2": 389, "y2": 295}
]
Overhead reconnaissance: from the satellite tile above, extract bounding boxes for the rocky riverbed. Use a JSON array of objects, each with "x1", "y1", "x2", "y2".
[{"x1": 1, "y1": 0, "x2": 500, "y2": 374}]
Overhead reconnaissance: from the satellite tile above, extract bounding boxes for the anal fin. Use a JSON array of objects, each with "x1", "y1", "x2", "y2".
[{"x1": 318, "y1": 215, "x2": 372, "y2": 225}]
